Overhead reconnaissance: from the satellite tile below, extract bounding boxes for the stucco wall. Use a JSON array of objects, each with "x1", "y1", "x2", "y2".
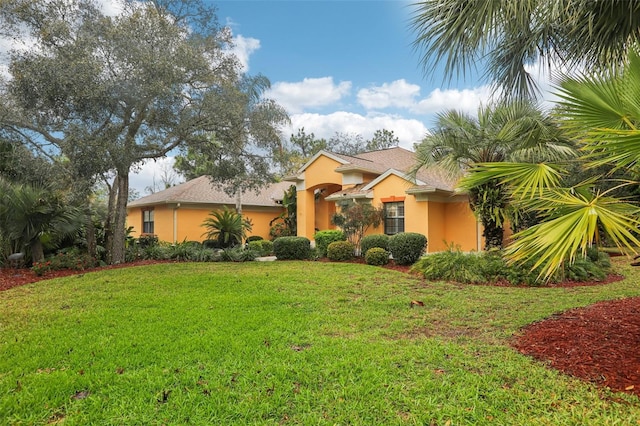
[{"x1": 127, "y1": 204, "x2": 283, "y2": 243}]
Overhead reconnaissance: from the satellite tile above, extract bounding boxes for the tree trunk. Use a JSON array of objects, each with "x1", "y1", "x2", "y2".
[
  {"x1": 110, "y1": 171, "x2": 130, "y2": 264},
  {"x1": 104, "y1": 175, "x2": 118, "y2": 264},
  {"x1": 85, "y1": 209, "x2": 97, "y2": 260},
  {"x1": 30, "y1": 239, "x2": 45, "y2": 263}
]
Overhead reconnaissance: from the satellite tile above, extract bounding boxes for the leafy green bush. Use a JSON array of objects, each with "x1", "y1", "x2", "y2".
[
  {"x1": 248, "y1": 240, "x2": 274, "y2": 256},
  {"x1": 411, "y1": 250, "x2": 485, "y2": 283},
  {"x1": 314, "y1": 230, "x2": 346, "y2": 257},
  {"x1": 327, "y1": 240, "x2": 355, "y2": 261},
  {"x1": 273, "y1": 236, "x2": 311, "y2": 260},
  {"x1": 137, "y1": 234, "x2": 158, "y2": 248},
  {"x1": 389, "y1": 232, "x2": 427, "y2": 265},
  {"x1": 31, "y1": 250, "x2": 97, "y2": 276},
  {"x1": 411, "y1": 247, "x2": 611, "y2": 285},
  {"x1": 246, "y1": 235, "x2": 264, "y2": 243},
  {"x1": 202, "y1": 239, "x2": 221, "y2": 249},
  {"x1": 360, "y1": 234, "x2": 389, "y2": 256},
  {"x1": 365, "y1": 247, "x2": 389, "y2": 266},
  {"x1": 220, "y1": 246, "x2": 258, "y2": 262}
]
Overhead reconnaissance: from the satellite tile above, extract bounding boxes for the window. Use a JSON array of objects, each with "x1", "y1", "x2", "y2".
[
  {"x1": 384, "y1": 202, "x2": 404, "y2": 235},
  {"x1": 142, "y1": 209, "x2": 154, "y2": 234}
]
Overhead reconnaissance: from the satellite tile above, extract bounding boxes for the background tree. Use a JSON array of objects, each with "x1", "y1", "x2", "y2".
[
  {"x1": 366, "y1": 129, "x2": 400, "y2": 151},
  {"x1": 410, "y1": 0, "x2": 640, "y2": 99},
  {"x1": 412, "y1": 99, "x2": 574, "y2": 249},
  {"x1": 174, "y1": 73, "x2": 289, "y2": 199},
  {"x1": 0, "y1": 0, "x2": 240, "y2": 264}
]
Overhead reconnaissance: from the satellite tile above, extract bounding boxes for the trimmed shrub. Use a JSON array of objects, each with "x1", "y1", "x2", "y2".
[
  {"x1": 314, "y1": 230, "x2": 346, "y2": 257},
  {"x1": 360, "y1": 234, "x2": 389, "y2": 256},
  {"x1": 246, "y1": 235, "x2": 264, "y2": 243},
  {"x1": 365, "y1": 247, "x2": 389, "y2": 266},
  {"x1": 389, "y1": 232, "x2": 427, "y2": 265},
  {"x1": 273, "y1": 236, "x2": 311, "y2": 260},
  {"x1": 327, "y1": 241, "x2": 355, "y2": 261},
  {"x1": 248, "y1": 240, "x2": 274, "y2": 256}
]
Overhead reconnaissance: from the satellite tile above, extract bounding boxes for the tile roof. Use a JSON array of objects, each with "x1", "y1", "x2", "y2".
[{"x1": 128, "y1": 176, "x2": 291, "y2": 208}]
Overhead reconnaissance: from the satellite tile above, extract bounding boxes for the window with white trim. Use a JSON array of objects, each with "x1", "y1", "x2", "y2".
[
  {"x1": 384, "y1": 202, "x2": 404, "y2": 235},
  {"x1": 142, "y1": 209, "x2": 155, "y2": 234}
]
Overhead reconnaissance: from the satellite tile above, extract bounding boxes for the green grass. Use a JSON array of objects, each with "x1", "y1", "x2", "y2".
[{"x1": 2, "y1": 259, "x2": 640, "y2": 424}]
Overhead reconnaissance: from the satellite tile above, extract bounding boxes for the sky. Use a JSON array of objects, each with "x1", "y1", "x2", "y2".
[
  {"x1": 132, "y1": 0, "x2": 505, "y2": 194},
  {"x1": 0, "y1": 0, "x2": 554, "y2": 196}
]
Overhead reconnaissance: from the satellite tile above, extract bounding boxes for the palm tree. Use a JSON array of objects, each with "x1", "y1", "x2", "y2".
[
  {"x1": 464, "y1": 49, "x2": 640, "y2": 279},
  {"x1": 0, "y1": 179, "x2": 83, "y2": 263},
  {"x1": 201, "y1": 207, "x2": 252, "y2": 248},
  {"x1": 412, "y1": 99, "x2": 574, "y2": 249},
  {"x1": 410, "y1": 0, "x2": 640, "y2": 99}
]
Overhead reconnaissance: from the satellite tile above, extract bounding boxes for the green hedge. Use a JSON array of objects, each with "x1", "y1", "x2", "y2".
[
  {"x1": 273, "y1": 236, "x2": 311, "y2": 260},
  {"x1": 327, "y1": 240, "x2": 355, "y2": 261},
  {"x1": 360, "y1": 234, "x2": 389, "y2": 256},
  {"x1": 314, "y1": 230, "x2": 346, "y2": 257},
  {"x1": 365, "y1": 247, "x2": 390, "y2": 266},
  {"x1": 389, "y1": 232, "x2": 427, "y2": 266},
  {"x1": 248, "y1": 240, "x2": 274, "y2": 256}
]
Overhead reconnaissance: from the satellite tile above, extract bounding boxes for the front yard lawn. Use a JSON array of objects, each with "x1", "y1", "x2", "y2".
[{"x1": 2, "y1": 260, "x2": 640, "y2": 424}]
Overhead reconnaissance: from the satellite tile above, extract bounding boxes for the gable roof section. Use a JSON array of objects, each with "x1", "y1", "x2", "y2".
[{"x1": 128, "y1": 176, "x2": 291, "y2": 209}]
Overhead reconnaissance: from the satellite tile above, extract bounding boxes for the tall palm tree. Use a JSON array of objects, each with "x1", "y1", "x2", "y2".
[
  {"x1": 410, "y1": 0, "x2": 640, "y2": 99},
  {"x1": 464, "y1": 49, "x2": 640, "y2": 279},
  {"x1": 412, "y1": 100, "x2": 574, "y2": 249}
]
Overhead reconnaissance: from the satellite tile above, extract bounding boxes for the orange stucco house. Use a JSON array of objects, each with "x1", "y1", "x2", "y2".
[
  {"x1": 284, "y1": 147, "x2": 481, "y2": 252},
  {"x1": 127, "y1": 147, "x2": 481, "y2": 252},
  {"x1": 127, "y1": 176, "x2": 289, "y2": 242}
]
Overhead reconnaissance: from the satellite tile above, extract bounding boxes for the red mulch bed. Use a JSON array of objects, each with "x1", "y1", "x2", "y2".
[{"x1": 1, "y1": 259, "x2": 638, "y2": 398}]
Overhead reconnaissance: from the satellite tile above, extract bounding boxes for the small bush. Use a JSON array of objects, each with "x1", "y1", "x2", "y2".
[
  {"x1": 220, "y1": 246, "x2": 258, "y2": 262},
  {"x1": 31, "y1": 250, "x2": 97, "y2": 276},
  {"x1": 273, "y1": 236, "x2": 311, "y2": 260},
  {"x1": 411, "y1": 250, "x2": 485, "y2": 283},
  {"x1": 327, "y1": 240, "x2": 355, "y2": 261},
  {"x1": 202, "y1": 239, "x2": 221, "y2": 249},
  {"x1": 248, "y1": 240, "x2": 274, "y2": 256},
  {"x1": 246, "y1": 235, "x2": 264, "y2": 243},
  {"x1": 365, "y1": 247, "x2": 389, "y2": 266},
  {"x1": 137, "y1": 234, "x2": 158, "y2": 248},
  {"x1": 360, "y1": 234, "x2": 389, "y2": 256},
  {"x1": 389, "y1": 232, "x2": 427, "y2": 266},
  {"x1": 314, "y1": 230, "x2": 346, "y2": 257}
]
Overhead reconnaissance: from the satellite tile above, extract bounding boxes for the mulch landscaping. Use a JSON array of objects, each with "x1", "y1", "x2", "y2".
[{"x1": 1, "y1": 260, "x2": 638, "y2": 399}]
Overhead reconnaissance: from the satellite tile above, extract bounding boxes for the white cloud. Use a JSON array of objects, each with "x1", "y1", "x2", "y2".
[
  {"x1": 96, "y1": 0, "x2": 125, "y2": 16},
  {"x1": 267, "y1": 77, "x2": 352, "y2": 114},
  {"x1": 357, "y1": 79, "x2": 421, "y2": 110},
  {"x1": 288, "y1": 111, "x2": 428, "y2": 150},
  {"x1": 231, "y1": 34, "x2": 260, "y2": 73},
  {"x1": 129, "y1": 156, "x2": 184, "y2": 197},
  {"x1": 412, "y1": 86, "x2": 494, "y2": 115}
]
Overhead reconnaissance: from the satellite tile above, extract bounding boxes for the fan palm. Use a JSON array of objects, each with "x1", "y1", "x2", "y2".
[
  {"x1": 412, "y1": 99, "x2": 574, "y2": 249},
  {"x1": 410, "y1": 0, "x2": 640, "y2": 99},
  {"x1": 0, "y1": 179, "x2": 83, "y2": 262},
  {"x1": 201, "y1": 206, "x2": 252, "y2": 248},
  {"x1": 459, "y1": 49, "x2": 640, "y2": 279}
]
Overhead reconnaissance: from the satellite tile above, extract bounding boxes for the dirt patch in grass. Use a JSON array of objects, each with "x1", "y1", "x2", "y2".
[{"x1": 513, "y1": 296, "x2": 640, "y2": 398}]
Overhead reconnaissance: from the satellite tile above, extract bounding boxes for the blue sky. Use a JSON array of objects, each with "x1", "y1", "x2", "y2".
[
  {"x1": 0, "y1": 0, "x2": 547, "y2": 194},
  {"x1": 132, "y1": 0, "x2": 504, "y2": 194}
]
